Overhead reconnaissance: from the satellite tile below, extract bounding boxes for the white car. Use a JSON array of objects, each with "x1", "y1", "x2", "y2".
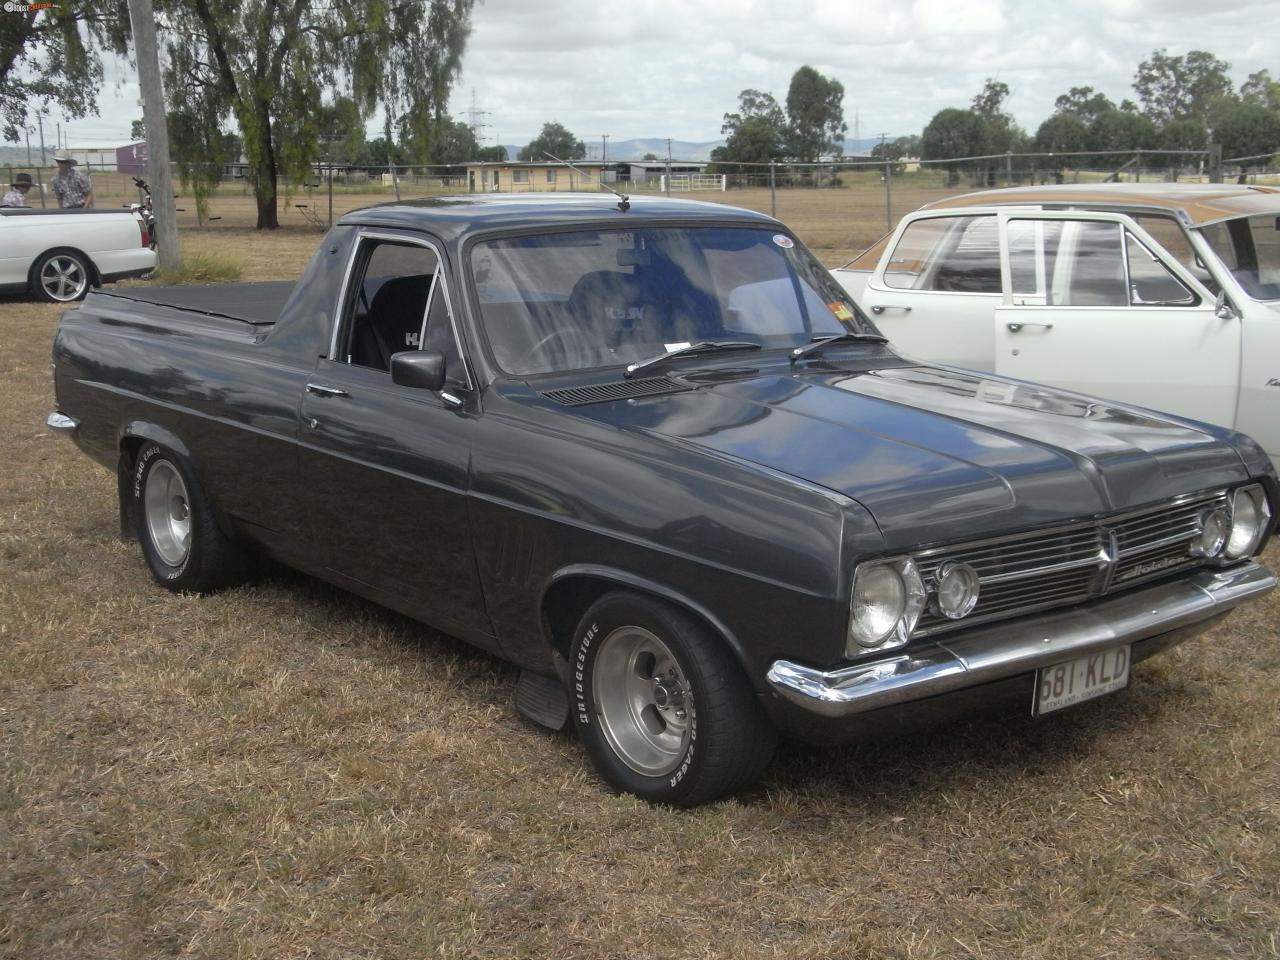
[
  {"x1": 0, "y1": 207, "x2": 156, "y2": 303},
  {"x1": 832, "y1": 183, "x2": 1280, "y2": 463}
]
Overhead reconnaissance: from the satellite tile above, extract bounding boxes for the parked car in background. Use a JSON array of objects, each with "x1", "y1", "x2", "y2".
[
  {"x1": 1, "y1": 207, "x2": 155, "y2": 302},
  {"x1": 48, "y1": 195, "x2": 1277, "y2": 806},
  {"x1": 831, "y1": 184, "x2": 1280, "y2": 463}
]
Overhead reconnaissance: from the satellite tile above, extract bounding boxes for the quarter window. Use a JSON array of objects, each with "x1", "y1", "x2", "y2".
[{"x1": 882, "y1": 215, "x2": 1001, "y2": 293}]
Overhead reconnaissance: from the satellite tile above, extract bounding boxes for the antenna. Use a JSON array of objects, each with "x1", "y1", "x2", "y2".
[{"x1": 543, "y1": 150, "x2": 630, "y2": 212}]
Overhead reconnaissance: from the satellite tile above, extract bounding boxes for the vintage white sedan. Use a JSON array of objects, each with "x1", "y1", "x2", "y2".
[
  {"x1": 832, "y1": 183, "x2": 1280, "y2": 463},
  {"x1": 0, "y1": 207, "x2": 156, "y2": 302}
]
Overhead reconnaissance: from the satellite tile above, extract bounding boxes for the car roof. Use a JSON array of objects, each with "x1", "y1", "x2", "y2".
[
  {"x1": 337, "y1": 192, "x2": 780, "y2": 240},
  {"x1": 918, "y1": 182, "x2": 1280, "y2": 225},
  {"x1": 841, "y1": 182, "x2": 1280, "y2": 271}
]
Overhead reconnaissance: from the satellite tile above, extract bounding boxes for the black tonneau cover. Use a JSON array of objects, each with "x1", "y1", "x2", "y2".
[{"x1": 99, "y1": 281, "x2": 296, "y2": 326}]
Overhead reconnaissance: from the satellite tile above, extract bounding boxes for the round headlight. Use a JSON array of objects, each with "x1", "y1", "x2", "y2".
[
  {"x1": 851, "y1": 564, "x2": 906, "y2": 646},
  {"x1": 1226, "y1": 488, "x2": 1264, "y2": 558},
  {"x1": 935, "y1": 561, "x2": 980, "y2": 619},
  {"x1": 1191, "y1": 508, "x2": 1229, "y2": 559}
]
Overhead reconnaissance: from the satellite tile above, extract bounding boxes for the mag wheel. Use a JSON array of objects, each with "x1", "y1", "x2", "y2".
[
  {"x1": 34, "y1": 250, "x2": 91, "y2": 303},
  {"x1": 570, "y1": 591, "x2": 777, "y2": 807},
  {"x1": 132, "y1": 443, "x2": 248, "y2": 593}
]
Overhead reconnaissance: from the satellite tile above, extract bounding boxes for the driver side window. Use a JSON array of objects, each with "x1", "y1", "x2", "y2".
[{"x1": 341, "y1": 238, "x2": 463, "y2": 382}]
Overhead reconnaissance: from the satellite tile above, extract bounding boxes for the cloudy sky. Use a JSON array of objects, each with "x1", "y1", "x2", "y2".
[{"x1": 60, "y1": 0, "x2": 1280, "y2": 151}]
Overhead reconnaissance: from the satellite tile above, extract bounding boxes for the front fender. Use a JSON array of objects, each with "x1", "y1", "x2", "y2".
[{"x1": 541, "y1": 563, "x2": 756, "y2": 687}]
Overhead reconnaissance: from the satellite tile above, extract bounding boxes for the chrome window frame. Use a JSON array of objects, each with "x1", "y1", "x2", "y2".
[{"x1": 327, "y1": 228, "x2": 474, "y2": 391}]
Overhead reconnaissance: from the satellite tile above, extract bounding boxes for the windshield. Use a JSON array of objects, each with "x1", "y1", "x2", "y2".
[
  {"x1": 1199, "y1": 215, "x2": 1280, "y2": 302},
  {"x1": 471, "y1": 226, "x2": 876, "y2": 375}
]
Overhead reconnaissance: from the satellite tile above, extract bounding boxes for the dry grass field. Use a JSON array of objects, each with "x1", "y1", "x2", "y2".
[{"x1": 2, "y1": 187, "x2": 1279, "y2": 959}]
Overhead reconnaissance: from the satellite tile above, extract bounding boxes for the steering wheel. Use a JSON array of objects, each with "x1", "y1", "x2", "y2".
[{"x1": 524, "y1": 329, "x2": 582, "y2": 370}]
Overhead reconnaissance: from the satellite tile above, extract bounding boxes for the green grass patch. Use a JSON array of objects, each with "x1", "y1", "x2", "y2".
[{"x1": 155, "y1": 252, "x2": 244, "y2": 285}]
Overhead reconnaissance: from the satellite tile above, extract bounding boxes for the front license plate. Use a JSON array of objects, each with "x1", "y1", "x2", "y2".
[{"x1": 1034, "y1": 645, "x2": 1130, "y2": 716}]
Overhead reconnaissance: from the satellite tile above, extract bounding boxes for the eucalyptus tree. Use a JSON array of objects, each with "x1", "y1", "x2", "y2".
[
  {"x1": 1, "y1": 1, "x2": 130, "y2": 143},
  {"x1": 159, "y1": 0, "x2": 474, "y2": 228}
]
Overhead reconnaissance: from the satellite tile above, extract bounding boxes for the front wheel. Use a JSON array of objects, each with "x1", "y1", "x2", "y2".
[
  {"x1": 132, "y1": 443, "x2": 248, "y2": 593},
  {"x1": 33, "y1": 249, "x2": 92, "y2": 303},
  {"x1": 570, "y1": 591, "x2": 777, "y2": 806}
]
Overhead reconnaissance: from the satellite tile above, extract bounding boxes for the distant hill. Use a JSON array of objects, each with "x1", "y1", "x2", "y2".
[{"x1": 499, "y1": 139, "x2": 725, "y2": 162}]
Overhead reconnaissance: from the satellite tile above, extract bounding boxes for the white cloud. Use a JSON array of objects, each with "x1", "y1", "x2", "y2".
[{"x1": 47, "y1": 0, "x2": 1280, "y2": 152}]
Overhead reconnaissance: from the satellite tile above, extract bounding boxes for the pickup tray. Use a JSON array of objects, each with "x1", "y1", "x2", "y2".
[{"x1": 98, "y1": 281, "x2": 296, "y2": 326}]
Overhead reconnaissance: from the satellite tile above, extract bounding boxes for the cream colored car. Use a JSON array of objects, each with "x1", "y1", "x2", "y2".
[{"x1": 832, "y1": 183, "x2": 1280, "y2": 463}]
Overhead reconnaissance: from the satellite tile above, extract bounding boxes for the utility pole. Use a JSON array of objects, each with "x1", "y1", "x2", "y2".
[
  {"x1": 25, "y1": 126, "x2": 32, "y2": 165},
  {"x1": 127, "y1": 0, "x2": 181, "y2": 267},
  {"x1": 601, "y1": 134, "x2": 609, "y2": 185},
  {"x1": 37, "y1": 113, "x2": 46, "y2": 165},
  {"x1": 878, "y1": 133, "x2": 892, "y2": 231},
  {"x1": 665, "y1": 138, "x2": 672, "y2": 198}
]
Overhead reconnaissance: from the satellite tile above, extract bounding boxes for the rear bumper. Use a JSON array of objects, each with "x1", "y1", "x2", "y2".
[
  {"x1": 93, "y1": 247, "x2": 156, "y2": 282},
  {"x1": 767, "y1": 562, "x2": 1275, "y2": 720}
]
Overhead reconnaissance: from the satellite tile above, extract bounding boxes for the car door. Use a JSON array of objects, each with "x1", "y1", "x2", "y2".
[
  {"x1": 859, "y1": 210, "x2": 1005, "y2": 371},
  {"x1": 993, "y1": 211, "x2": 1240, "y2": 429},
  {"x1": 297, "y1": 228, "x2": 495, "y2": 645}
]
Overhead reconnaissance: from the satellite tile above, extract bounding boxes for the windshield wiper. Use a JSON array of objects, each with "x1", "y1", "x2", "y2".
[
  {"x1": 624, "y1": 340, "x2": 762, "y2": 378},
  {"x1": 789, "y1": 332, "x2": 887, "y2": 365}
]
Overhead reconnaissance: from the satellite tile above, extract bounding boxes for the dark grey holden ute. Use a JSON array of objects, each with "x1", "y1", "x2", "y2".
[{"x1": 48, "y1": 193, "x2": 1277, "y2": 806}]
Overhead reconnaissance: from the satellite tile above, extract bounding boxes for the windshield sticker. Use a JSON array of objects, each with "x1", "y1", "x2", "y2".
[
  {"x1": 772, "y1": 234, "x2": 794, "y2": 249},
  {"x1": 664, "y1": 341, "x2": 692, "y2": 352},
  {"x1": 828, "y1": 302, "x2": 854, "y2": 321}
]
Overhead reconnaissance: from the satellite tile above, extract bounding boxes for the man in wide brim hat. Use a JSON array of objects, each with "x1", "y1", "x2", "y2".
[
  {"x1": 51, "y1": 152, "x2": 94, "y2": 209},
  {"x1": 2, "y1": 172, "x2": 33, "y2": 208}
]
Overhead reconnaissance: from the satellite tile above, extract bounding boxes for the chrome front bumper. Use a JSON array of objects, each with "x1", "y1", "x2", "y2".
[{"x1": 767, "y1": 562, "x2": 1275, "y2": 718}]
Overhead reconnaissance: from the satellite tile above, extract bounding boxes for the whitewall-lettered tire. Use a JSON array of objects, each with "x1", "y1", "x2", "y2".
[{"x1": 570, "y1": 591, "x2": 777, "y2": 806}]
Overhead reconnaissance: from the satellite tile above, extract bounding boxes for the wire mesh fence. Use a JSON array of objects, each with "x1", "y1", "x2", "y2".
[{"x1": 6, "y1": 147, "x2": 1276, "y2": 263}]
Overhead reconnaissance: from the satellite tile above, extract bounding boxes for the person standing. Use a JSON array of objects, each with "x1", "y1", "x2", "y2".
[
  {"x1": 50, "y1": 153, "x2": 94, "y2": 208},
  {"x1": 2, "y1": 172, "x2": 33, "y2": 207}
]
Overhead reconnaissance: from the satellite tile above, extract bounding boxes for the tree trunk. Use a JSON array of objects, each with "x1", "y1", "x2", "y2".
[{"x1": 252, "y1": 99, "x2": 279, "y2": 230}]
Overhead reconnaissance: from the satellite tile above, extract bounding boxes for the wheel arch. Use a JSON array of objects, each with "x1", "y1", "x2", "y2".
[
  {"x1": 115, "y1": 423, "x2": 233, "y2": 541},
  {"x1": 27, "y1": 245, "x2": 102, "y2": 290},
  {"x1": 539, "y1": 564, "x2": 762, "y2": 693}
]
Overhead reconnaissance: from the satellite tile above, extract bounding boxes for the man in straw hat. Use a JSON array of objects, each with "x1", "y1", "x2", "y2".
[
  {"x1": 50, "y1": 153, "x2": 94, "y2": 209},
  {"x1": 2, "y1": 172, "x2": 33, "y2": 207}
]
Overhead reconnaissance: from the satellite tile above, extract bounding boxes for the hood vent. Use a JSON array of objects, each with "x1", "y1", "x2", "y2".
[{"x1": 541, "y1": 375, "x2": 691, "y2": 406}]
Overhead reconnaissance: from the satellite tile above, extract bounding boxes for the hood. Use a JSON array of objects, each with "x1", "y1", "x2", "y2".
[{"x1": 569, "y1": 363, "x2": 1250, "y2": 549}]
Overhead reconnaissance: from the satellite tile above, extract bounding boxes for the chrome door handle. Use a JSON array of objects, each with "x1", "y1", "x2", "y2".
[
  {"x1": 870, "y1": 304, "x2": 912, "y2": 315},
  {"x1": 1005, "y1": 321, "x2": 1054, "y2": 332},
  {"x1": 306, "y1": 383, "x2": 350, "y2": 398}
]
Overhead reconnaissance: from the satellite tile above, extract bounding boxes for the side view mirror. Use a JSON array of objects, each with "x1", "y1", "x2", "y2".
[
  {"x1": 1214, "y1": 291, "x2": 1240, "y2": 321},
  {"x1": 391, "y1": 351, "x2": 446, "y2": 391}
]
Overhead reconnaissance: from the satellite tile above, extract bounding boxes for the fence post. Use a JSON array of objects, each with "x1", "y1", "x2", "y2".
[
  {"x1": 1135, "y1": 151, "x2": 1141, "y2": 182},
  {"x1": 1207, "y1": 144, "x2": 1223, "y2": 183},
  {"x1": 35, "y1": 166, "x2": 46, "y2": 208},
  {"x1": 769, "y1": 160, "x2": 776, "y2": 218},
  {"x1": 1005, "y1": 151, "x2": 1013, "y2": 186},
  {"x1": 884, "y1": 156, "x2": 892, "y2": 232}
]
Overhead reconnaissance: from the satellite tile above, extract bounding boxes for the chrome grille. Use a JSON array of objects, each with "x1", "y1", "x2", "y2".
[
  {"x1": 1109, "y1": 491, "x2": 1229, "y2": 587},
  {"x1": 912, "y1": 489, "x2": 1227, "y2": 637}
]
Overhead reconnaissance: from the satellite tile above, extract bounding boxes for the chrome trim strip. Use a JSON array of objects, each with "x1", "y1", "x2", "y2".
[
  {"x1": 978, "y1": 554, "x2": 1102, "y2": 586},
  {"x1": 769, "y1": 562, "x2": 1275, "y2": 718},
  {"x1": 46, "y1": 412, "x2": 78, "y2": 434}
]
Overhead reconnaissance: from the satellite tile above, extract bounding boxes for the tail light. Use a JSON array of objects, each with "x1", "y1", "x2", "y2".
[{"x1": 138, "y1": 217, "x2": 151, "y2": 247}]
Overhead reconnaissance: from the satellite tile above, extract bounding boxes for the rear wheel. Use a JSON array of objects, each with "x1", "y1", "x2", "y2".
[
  {"x1": 132, "y1": 443, "x2": 248, "y2": 592},
  {"x1": 33, "y1": 250, "x2": 91, "y2": 303},
  {"x1": 570, "y1": 591, "x2": 777, "y2": 806}
]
